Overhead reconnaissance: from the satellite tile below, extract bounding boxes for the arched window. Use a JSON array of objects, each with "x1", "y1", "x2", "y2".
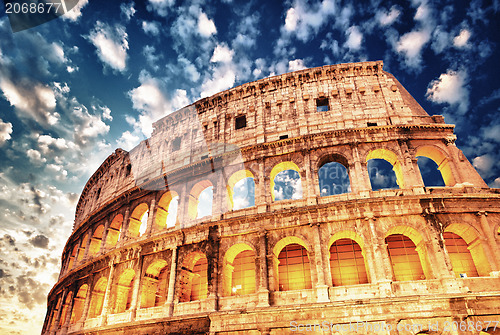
[
  {"x1": 128, "y1": 203, "x2": 149, "y2": 237},
  {"x1": 227, "y1": 170, "x2": 255, "y2": 210},
  {"x1": 88, "y1": 224, "x2": 104, "y2": 256},
  {"x1": 417, "y1": 157, "x2": 445, "y2": 187},
  {"x1": 443, "y1": 232, "x2": 478, "y2": 278},
  {"x1": 67, "y1": 244, "x2": 78, "y2": 271},
  {"x1": 59, "y1": 293, "x2": 72, "y2": 327},
  {"x1": 113, "y1": 269, "x2": 135, "y2": 313},
  {"x1": 179, "y1": 252, "x2": 208, "y2": 302},
  {"x1": 386, "y1": 234, "x2": 425, "y2": 281},
  {"x1": 415, "y1": 146, "x2": 455, "y2": 186},
  {"x1": 366, "y1": 149, "x2": 403, "y2": 190},
  {"x1": 271, "y1": 162, "x2": 302, "y2": 201},
  {"x1": 278, "y1": 243, "x2": 312, "y2": 291},
  {"x1": 155, "y1": 191, "x2": 179, "y2": 230},
  {"x1": 76, "y1": 234, "x2": 89, "y2": 262},
  {"x1": 88, "y1": 277, "x2": 107, "y2": 318},
  {"x1": 223, "y1": 244, "x2": 256, "y2": 296},
  {"x1": 106, "y1": 214, "x2": 123, "y2": 248},
  {"x1": 70, "y1": 284, "x2": 88, "y2": 323},
  {"x1": 188, "y1": 181, "x2": 213, "y2": 219},
  {"x1": 330, "y1": 238, "x2": 368, "y2": 286},
  {"x1": 141, "y1": 260, "x2": 169, "y2": 308},
  {"x1": 318, "y1": 158, "x2": 351, "y2": 196}
]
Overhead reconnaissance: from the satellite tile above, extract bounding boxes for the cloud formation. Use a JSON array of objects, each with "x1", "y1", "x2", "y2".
[
  {"x1": 88, "y1": 22, "x2": 129, "y2": 72},
  {"x1": 426, "y1": 69, "x2": 469, "y2": 115}
]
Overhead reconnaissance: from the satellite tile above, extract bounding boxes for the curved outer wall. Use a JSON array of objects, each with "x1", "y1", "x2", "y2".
[{"x1": 43, "y1": 61, "x2": 500, "y2": 335}]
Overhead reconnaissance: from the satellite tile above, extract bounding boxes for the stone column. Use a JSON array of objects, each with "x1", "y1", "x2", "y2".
[
  {"x1": 303, "y1": 150, "x2": 315, "y2": 205},
  {"x1": 99, "y1": 260, "x2": 115, "y2": 326},
  {"x1": 311, "y1": 223, "x2": 330, "y2": 302},
  {"x1": 257, "y1": 230, "x2": 270, "y2": 307},
  {"x1": 82, "y1": 231, "x2": 93, "y2": 262},
  {"x1": 99, "y1": 219, "x2": 110, "y2": 254},
  {"x1": 145, "y1": 198, "x2": 156, "y2": 235},
  {"x1": 129, "y1": 249, "x2": 143, "y2": 318},
  {"x1": 351, "y1": 144, "x2": 371, "y2": 194},
  {"x1": 257, "y1": 158, "x2": 268, "y2": 213},
  {"x1": 62, "y1": 287, "x2": 76, "y2": 330},
  {"x1": 177, "y1": 183, "x2": 189, "y2": 228},
  {"x1": 166, "y1": 246, "x2": 178, "y2": 316},
  {"x1": 477, "y1": 211, "x2": 500, "y2": 273},
  {"x1": 365, "y1": 216, "x2": 392, "y2": 297},
  {"x1": 118, "y1": 208, "x2": 130, "y2": 243}
]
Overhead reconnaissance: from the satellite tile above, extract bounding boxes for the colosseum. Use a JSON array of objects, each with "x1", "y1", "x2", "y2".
[{"x1": 42, "y1": 61, "x2": 500, "y2": 335}]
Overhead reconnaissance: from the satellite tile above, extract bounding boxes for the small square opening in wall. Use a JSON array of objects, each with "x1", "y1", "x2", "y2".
[
  {"x1": 172, "y1": 137, "x2": 181, "y2": 151},
  {"x1": 316, "y1": 98, "x2": 329, "y2": 112},
  {"x1": 235, "y1": 115, "x2": 247, "y2": 130},
  {"x1": 279, "y1": 134, "x2": 288, "y2": 140},
  {"x1": 367, "y1": 122, "x2": 377, "y2": 127}
]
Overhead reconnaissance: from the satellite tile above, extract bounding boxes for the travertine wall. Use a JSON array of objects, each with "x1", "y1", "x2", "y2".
[{"x1": 43, "y1": 61, "x2": 500, "y2": 335}]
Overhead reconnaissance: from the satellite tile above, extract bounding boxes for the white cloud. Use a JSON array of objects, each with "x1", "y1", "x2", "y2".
[
  {"x1": 72, "y1": 106, "x2": 110, "y2": 146},
  {"x1": 198, "y1": 12, "x2": 217, "y2": 37},
  {"x1": 396, "y1": 29, "x2": 431, "y2": 68},
  {"x1": 282, "y1": 0, "x2": 338, "y2": 42},
  {"x1": 0, "y1": 118, "x2": 13, "y2": 145},
  {"x1": 26, "y1": 149, "x2": 46, "y2": 164},
  {"x1": 431, "y1": 27, "x2": 450, "y2": 54},
  {"x1": 453, "y1": 29, "x2": 471, "y2": 48},
  {"x1": 120, "y1": 2, "x2": 136, "y2": 21},
  {"x1": 62, "y1": 0, "x2": 89, "y2": 21},
  {"x1": 210, "y1": 44, "x2": 234, "y2": 63},
  {"x1": 426, "y1": 69, "x2": 469, "y2": 114},
  {"x1": 491, "y1": 177, "x2": 500, "y2": 188},
  {"x1": 143, "y1": 45, "x2": 161, "y2": 71},
  {"x1": 288, "y1": 59, "x2": 306, "y2": 71},
  {"x1": 88, "y1": 22, "x2": 129, "y2": 72},
  {"x1": 142, "y1": 21, "x2": 160, "y2": 36},
  {"x1": 0, "y1": 79, "x2": 58, "y2": 125},
  {"x1": 473, "y1": 154, "x2": 496, "y2": 178},
  {"x1": 200, "y1": 66, "x2": 236, "y2": 98},
  {"x1": 178, "y1": 57, "x2": 200, "y2": 82},
  {"x1": 147, "y1": 0, "x2": 174, "y2": 17},
  {"x1": 344, "y1": 26, "x2": 363, "y2": 51},
  {"x1": 377, "y1": 6, "x2": 400, "y2": 26},
  {"x1": 116, "y1": 130, "x2": 141, "y2": 151}
]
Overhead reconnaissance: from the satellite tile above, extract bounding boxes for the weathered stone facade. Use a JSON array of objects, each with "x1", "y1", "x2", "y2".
[{"x1": 43, "y1": 61, "x2": 500, "y2": 335}]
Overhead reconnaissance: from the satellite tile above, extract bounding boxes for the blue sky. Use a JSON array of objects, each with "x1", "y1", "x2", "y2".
[{"x1": 0, "y1": 0, "x2": 499, "y2": 333}]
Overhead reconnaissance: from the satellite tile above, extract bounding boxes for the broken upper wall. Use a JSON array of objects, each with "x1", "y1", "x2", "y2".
[{"x1": 73, "y1": 61, "x2": 447, "y2": 230}]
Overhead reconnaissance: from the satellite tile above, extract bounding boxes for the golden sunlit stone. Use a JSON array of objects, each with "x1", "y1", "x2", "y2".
[{"x1": 43, "y1": 61, "x2": 500, "y2": 335}]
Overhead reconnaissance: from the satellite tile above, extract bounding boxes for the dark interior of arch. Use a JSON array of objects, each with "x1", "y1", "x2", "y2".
[
  {"x1": 367, "y1": 159, "x2": 399, "y2": 190},
  {"x1": 417, "y1": 157, "x2": 445, "y2": 187},
  {"x1": 318, "y1": 162, "x2": 351, "y2": 196}
]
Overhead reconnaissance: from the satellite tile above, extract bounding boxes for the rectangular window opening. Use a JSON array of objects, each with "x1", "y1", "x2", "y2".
[
  {"x1": 172, "y1": 137, "x2": 181, "y2": 152},
  {"x1": 367, "y1": 122, "x2": 377, "y2": 127},
  {"x1": 316, "y1": 98, "x2": 329, "y2": 112},
  {"x1": 235, "y1": 115, "x2": 247, "y2": 130},
  {"x1": 279, "y1": 134, "x2": 288, "y2": 140}
]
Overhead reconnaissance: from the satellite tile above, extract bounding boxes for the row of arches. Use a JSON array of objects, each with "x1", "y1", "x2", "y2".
[
  {"x1": 52, "y1": 222, "x2": 493, "y2": 330},
  {"x1": 63, "y1": 145, "x2": 458, "y2": 274}
]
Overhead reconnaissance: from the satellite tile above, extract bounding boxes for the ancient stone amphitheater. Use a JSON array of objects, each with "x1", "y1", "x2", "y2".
[{"x1": 43, "y1": 61, "x2": 500, "y2": 335}]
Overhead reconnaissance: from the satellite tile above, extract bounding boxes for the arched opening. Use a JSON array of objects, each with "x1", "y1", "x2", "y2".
[
  {"x1": 156, "y1": 191, "x2": 179, "y2": 230},
  {"x1": 318, "y1": 156, "x2": 351, "y2": 196},
  {"x1": 88, "y1": 277, "x2": 107, "y2": 318},
  {"x1": 443, "y1": 232, "x2": 479, "y2": 278},
  {"x1": 88, "y1": 224, "x2": 104, "y2": 256},
  {"x1": 366, "y1": 149, "x2": 403, "y2": 190},
  {"x1": 270, "y1": 162, "x2": 302, "y2": 201},
  {"x1": 70, "y1": 284, "x2": 88, "y2": 323},
  {"x1": 444, "y1": 223, "x2": 492, "y2": 277},
  {"x1": 223, "y1": 244, "x2": 256, "y2": 296},
  {"x1": 141, "y1": 260, "x2": 169, "y2": 308},
  {"x1": 227, "y1": 170, "x2": 255, "y2": 210},
  {"x1": 59, "y1": 292, "x2": 72, "y2": 327},
  {"x1": 385, "y1": 234, "x2": 425, "y2": 281},
  {"x1": 128, "y1": 203, "x2": 149, "y2": 237},
  {"x1": 415, "y1": 146, "x2": 455, "y2": 186},
  {"x1": 106, "y1": 214, "x2": 123, "y2": 248},
  {"x1": 113, "y1": 269, "x2": 135, "y2": 313},
  {"x1": 76, "y1": 234, "x2": 89, "y2": 263},
  {"x1": 417, "y1": 157, "x2": 445, "y2": 187},
  {"x1": 179, "y1": 252, "x2": 208, "y2": 302},
  {"x1": 277, "y1": 243, "x2": 312, "y2": 291},
  {"x1": 188, "y1": 180, "x2": 213, "y2": 219},
  {"x1": 329, "y1": 238, "x2": 368, "y2": 286},
  {"x1": 67, "y1": 244, "x2": 78, "y2": 271}
]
